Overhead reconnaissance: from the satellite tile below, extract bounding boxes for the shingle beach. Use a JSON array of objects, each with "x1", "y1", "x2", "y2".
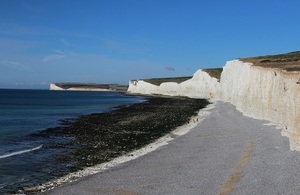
[{"x1": 42, "y1": 101, "x2": 300, "y2": 195}]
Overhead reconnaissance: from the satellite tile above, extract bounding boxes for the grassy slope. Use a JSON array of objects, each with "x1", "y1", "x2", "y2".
[
  {"x1": 241, "y1": 51, "x2": 300, "y2": 71},
  {"x1": 143, "y1": 77, "x2": 192, "y2": 86},
  {"x1": 202, "y1": 68, "x2": 223, "y2": 81},
  {"x1": 142, "y1": 68, "x2": 223, "y2": 86},
  {"x1": 54, "y1": 83, "x2": 128, "y2": 91}
]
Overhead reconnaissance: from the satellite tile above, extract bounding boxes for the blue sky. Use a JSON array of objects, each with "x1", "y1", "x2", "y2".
[{"x1": 0, "y1": 0, "x2": 299, "y2": 89}]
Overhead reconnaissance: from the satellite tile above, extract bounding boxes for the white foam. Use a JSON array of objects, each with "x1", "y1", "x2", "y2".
[{"x1": 0, "y1": 145, "x2": 43, "y2": 159}]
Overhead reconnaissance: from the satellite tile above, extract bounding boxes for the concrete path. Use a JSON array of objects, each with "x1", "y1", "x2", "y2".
[{"x1": 45, "y1": 102, "x2": 300, "y2": 195}]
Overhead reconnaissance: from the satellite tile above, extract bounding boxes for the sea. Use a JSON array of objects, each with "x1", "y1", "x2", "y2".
[{"x1": 0, "y1": 89, "x2": 144, "y2": 194}]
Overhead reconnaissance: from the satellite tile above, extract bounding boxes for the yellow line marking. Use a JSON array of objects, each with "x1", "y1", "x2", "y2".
[{"x1": 217, "y1": 140, "x2": 253, "y2": 195}]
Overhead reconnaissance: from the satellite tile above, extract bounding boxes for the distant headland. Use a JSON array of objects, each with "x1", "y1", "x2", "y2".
[{"x1": 50, "y1": 83, "x2": 128, "y2": 92}]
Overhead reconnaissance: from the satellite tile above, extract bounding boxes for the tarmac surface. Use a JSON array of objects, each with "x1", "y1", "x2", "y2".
[{"x1": 45, "y1": 101, "x2": 300, "y2": 195}]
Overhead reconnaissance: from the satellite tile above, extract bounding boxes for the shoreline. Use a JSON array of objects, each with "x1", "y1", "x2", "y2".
[
  {"x1": 35, "y1": 101, "x2": 215, "y2": 193},
  {"x1": 21, "y1": 96, "x2": 210, "y2": 194},
  {"x1": 42, "y1": 101, "x2": 300, "y2": 195}
]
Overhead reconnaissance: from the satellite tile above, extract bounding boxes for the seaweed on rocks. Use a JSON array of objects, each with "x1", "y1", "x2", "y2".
[{"x1": 35, "y1": 96, "x2": 210, "y2": 173}]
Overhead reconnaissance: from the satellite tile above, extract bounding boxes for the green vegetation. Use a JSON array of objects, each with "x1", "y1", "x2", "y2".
[
  {"x1": 141, "y1": 68, "x2": 223, "y2": 86},
  {"x1": 241, "y1": 51, "x2": 300, "y2": 71},
  {"x1": 143, "y1": 76, "x2": 192, "y2": 86},
  {"x1": 55, "y1": 83, "x2": 110, "y2": 89},
  {"x1": 54, "y1": 83, "x2": 128, "y2": 91},
  {"x1": 202, "y1": 68, "x2": 223, "y2": 81},
  {"x1": 252, "y1": 51, "x2": 300, "y2": 63}
]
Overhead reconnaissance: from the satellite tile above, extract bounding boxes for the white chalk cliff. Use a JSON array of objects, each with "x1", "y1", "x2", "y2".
[
  {"x1": 128, "y1": 69, "x2": 220, "y2": 99},
  {"x1": 219, "y1": 60, "x2": 300, "y2": 150},
  {"x1": 50, "y1": 83, "x2": 64, "y2": 90},
  {"x1": 128, "y1": 59, "x2": 300, "y2": 150},
  {"x1": 50, "y1": 83, "x2": 114, "y2": 91}
]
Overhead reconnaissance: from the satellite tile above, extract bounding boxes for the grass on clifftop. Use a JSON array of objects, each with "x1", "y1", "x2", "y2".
[
  {"x1": 202, "y1": 68, "x2": 223, "y2": 81},
  {"x1": 141, "y1": 68, "x2": 223, "y2": 86},
  {"x1": 143, "y1": 77, "x2": 192, "y2": 86},
  {"x1": 241, "y1": 51, "x2": 300, "y2": 71},
  {"x1": 54, "y1": 83, "x2": 128, "y2": 91}
]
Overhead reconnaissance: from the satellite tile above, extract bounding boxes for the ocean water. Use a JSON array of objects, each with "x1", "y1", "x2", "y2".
[{"x1": 0, "y1": 89, "x2": 143, "y2": 193}]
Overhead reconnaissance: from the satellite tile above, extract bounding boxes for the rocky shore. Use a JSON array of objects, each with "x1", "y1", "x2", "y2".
[
  {"x1": 45, "y1": 101, "x2": 300, "y2": 195},
  {"x1": 28, "y1": 96, "x2": 209, "y2": 193}
]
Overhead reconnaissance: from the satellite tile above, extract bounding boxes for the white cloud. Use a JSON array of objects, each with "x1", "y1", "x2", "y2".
[
  {"x1": 59, "y1": 38, "x2": 69, "y2": 45},
  {"x1": 0, "y1": 60, "x2": 21, "y2": 66},
  {"x1": 43, "y1": 50, "x2": 68, "y2": 62},
  {"x1": 22, "y1": 3, "x2": 42, "y2": 13},
  {"x1": 0, "y1": 60, "x2": 27, "y2": 69},
  {"x1": 43, "y1": 54, "x2": 65, "y2": 62}
]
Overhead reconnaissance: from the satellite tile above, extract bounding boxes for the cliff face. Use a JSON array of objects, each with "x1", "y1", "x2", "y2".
[
  {"x1": 128, "y1": 59, "x2": 300, "y2": 150},
  {"x1": 127, "y1": 80, "x2": 159, "y2": 95},
  {"x1": 50, "y1": 83, "x2": 64, "y2": 90},
  {"x1": 128, "y1": 70, "x2": 220, "y2": 99},
  {"x1": 219, "y1": 60, "x2": 300, "y2": 150}
]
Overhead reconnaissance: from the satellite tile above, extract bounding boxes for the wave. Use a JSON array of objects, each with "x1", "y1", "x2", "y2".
[
  {"x1": 0, "y1": 145, "x2": 43, "y2": 159},
  {"x1": 0, "y1": 183, "x2": 6, "y2": 189}
]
